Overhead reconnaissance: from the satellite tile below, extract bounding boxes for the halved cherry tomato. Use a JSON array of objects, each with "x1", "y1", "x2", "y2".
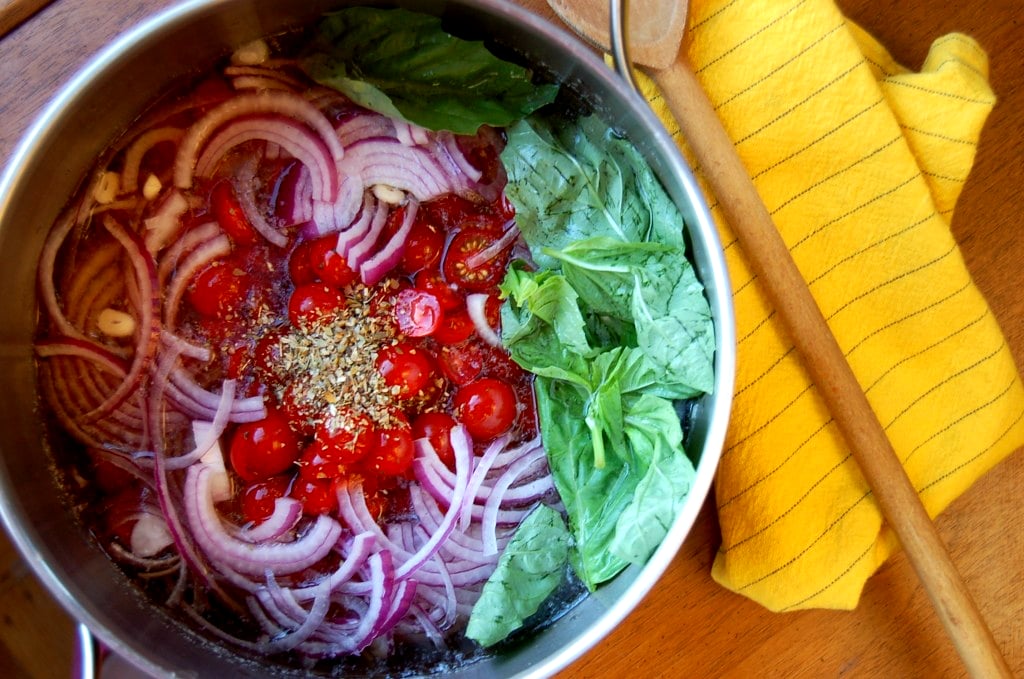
[
  {"x1": 229, "y1": 408, "x2": 302, "y2": 482},
  {"x1": 400, "y1": 216, "x2": 445, "y2": 274},
  {"x1": 443, "y1": 228, "x2": 509, "y2": 292},
  {"x1": 187, "y1": 261, "x2": 253, "y2": 319},
  {"x1": 453, "y1": 377, "x2": 517, "y2": 440},
  {"x1": 290, "y1": 477, "x2": 337, "y2": 515},
  {"x1": 393, "y1": 288, "x2": 442, "y2": 337},
  {"x1": 375, "y1": 342, "x2": 438, "y2": 400},
  {"x1": 308, "y1": 236, "x2": 358, "y2": 288},
  {"x1": 432, "y1": 307, "x2": 474, "y2": 345},
  {"x1": 437, "y1": 341, "x2": 484, "y2": 385},
  {"x1": 240, "y1": 475, "x2": 292, "y2": 524},
  {"x1": 211, "y1": 181, "x2": 260, "y2": 245},
  {"x1": 414, "y1": 270, "x2": 462, "y2": 311},
  {"x1": 411, "y1": 412, "x2": 457, "y2": 467},
  {"x1": 315, "y1": 408, "x2": 377, "y2": 465},
  {"x1": 365, "y1": 420, "x2": 415, "y2": 476},
  {"x1": 288, "y1": 282, "x2": 344, "y2": 326}
]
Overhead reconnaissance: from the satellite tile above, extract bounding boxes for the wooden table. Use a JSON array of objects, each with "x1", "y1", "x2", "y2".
[{"x1": 0, "y1": 1, "x2": 1021, "y2": 677}]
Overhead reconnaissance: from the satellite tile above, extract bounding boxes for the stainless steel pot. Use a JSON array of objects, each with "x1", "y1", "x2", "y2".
[{"x1": 0, "y1": 0, "x2": 734, "y2": 676}]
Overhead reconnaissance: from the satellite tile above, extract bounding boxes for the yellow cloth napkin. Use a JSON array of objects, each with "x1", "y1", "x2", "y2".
[{"x1": 638, "y1": 0, "x2": 1024, "y2": 611}]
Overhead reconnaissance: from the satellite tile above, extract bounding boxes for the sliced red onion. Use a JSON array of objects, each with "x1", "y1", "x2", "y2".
[
  {"x1": 337, "y1": 193, "x2": 384, "y2": 259},
  {"x1": 466, "y1": 293, "x2": 502, "y2": 348},
  {"x1": 163, "y1": 383, "x2": 235, "y2": 472},
  {"x1": 82, "y1": 218, "x2": 161, "y2": 423},
  {"x1": 481, "y1": 446, "x2": 550, "y2": 556},
  {"x1": 35, "y1": 337, "x2": 129, "y2": 376},
  {"x1": 234, "y1": 498, "x2": 303, "y2": 543},
  {"x1": 175, "y1": 91, "x2": 343, "y2": 197},
  {"x1": 465, "y1": 222, "x2": 519, "y2": 270},
  {"x1": 163, "y1": 233, "x2": 231, "y2": 330},
  {"x1": 292, "y1": 532, "x2": 376, "y2": 603},
  {"x1": 160, "y1": 329, "x2": 212, "y2": 363},
  {"x1": 358, "y1": 199, "x2": 418, "y2": 286},
  {"x1": 156, "y1": 221, "x2": 221, "y2": 285},
  {"x1": 120, "y1": 126, "x2": 185, "y2": 195},
  {"x1": 397, "y1": 426, "x2": 473, "y2": 580},
  {"x1": 460, "y1": 433, "x2": 509, "y2": 530},
  {"x1": 231, "y1": 161, "x2": 289, "y2": 247},
  {"x1": 193, "y1": 115, "x2": 337, "y2": 203},
  {"x1": 185, "y1": 463, "x2": 342, "y2": 576},
  {"x1": 38, "y1": 211, "x2": 90, "y2": 343}
]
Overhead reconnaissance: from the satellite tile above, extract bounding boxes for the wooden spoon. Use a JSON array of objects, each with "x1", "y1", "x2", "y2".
[{"x1": 545, "y1": 0, "x2": 1012, "y2": 677}]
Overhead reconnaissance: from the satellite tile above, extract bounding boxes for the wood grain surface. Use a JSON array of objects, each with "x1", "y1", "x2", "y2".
[{"x1": 0, "y1": 1, "x2": 1020, "y2": 677}]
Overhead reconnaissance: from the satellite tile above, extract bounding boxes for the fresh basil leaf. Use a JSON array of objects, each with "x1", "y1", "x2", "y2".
[
  {"x1": 610, "y1": 393, "x2": 695, "y2": 563},
  {"x1": 501, "y1": 115, "x2": 684, "y2": 269},
  {"x1": 536, "y1": 377, "x2": 631, "y2": 590},
  {"x1": 300, "y1": 7, "x2": 559, "y2": 134},
  {"x1": 466, "y1": 504, "x2": 571, "y2": 646}
]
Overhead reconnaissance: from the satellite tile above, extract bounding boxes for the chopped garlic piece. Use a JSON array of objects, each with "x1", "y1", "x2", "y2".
[
  {"x1": 232, "y1": 38, "x2": 270, "y2": 65},
  {"x1": 142, "y1": 173, "x2": 162, "y2": 200},
  {"x1": 130, "y1": 514, "x2": 173, "y2": 558},
  {"x1": 93, "y1": 171, "x2": 120, "y2": 204},
  {"x1": 97, "y1": 308, "x2": 136, "y2": 338},
  {"x1": 372, "y1": 184, "x2": 406, "y2": 205}
]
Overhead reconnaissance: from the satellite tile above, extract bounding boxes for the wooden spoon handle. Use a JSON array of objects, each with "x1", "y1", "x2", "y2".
[{"x1": 652, "y1": 58, "x2": 1012, "y2": 679}]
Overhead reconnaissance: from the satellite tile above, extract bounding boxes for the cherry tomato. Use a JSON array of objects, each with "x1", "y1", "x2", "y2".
[
  {"x1": 211, "y1": 181, "x2": 259, "y2": 245},
  {"x1": 432, "y1": 307, "x2": 474, "y2": 345},
  {"x1": 453, "y1": 377, "x2": 517, "y2": 440},
  {"x1": 411, "y1": 412, "x2": 458, "y2": 467},
  {"x1": 399, "y1": 216, "x2": 445, "y2": 274},
  {"x1": 240, "y1": 475, "x2": 292, "y2": 525},
  {"x1": 414, "y1": 270, "x2": 462, "y2": 311},
  {"x1": 288, "y1": 239, "x2": 317, "y2": 286},
  {"x1": 298, "y1": 442, "x2": 349, "y2": 481},
  {"x1": 437, "y1": 341, "x2": 484, "y2": 385},
  {"x1": 229, "y1": 408, "x2": 302, "y2": 482},
  {"x1": 186, "y1": 261, "x2": 253, "y2": 319},
  {"x1": 253, "y1": 331, "x2": 284, "y2": 377},
  {"x1": 315, "y1": 408, "x2": 377, "y2": 465},
  {"x1": 308, "y1": 236, "x2": 358, "y2": 288},
  {"x1": 290, "y1": 477, "x2": 337, "y2": 515},
  {"x1": 103, "y1": 484, "x2": 151, "y2": 546},
  {"x1": 365, "y1": 420, "x2": 415, "y2": 476},
  {"x1": 288, "y1": 282, "x2": 343, "y2": 326},
  {"x1": 443, "y1": 228, "x2": 510, "y2": 292},
  {"x1": 393, "y1": 288, "x2": 442, "y2": 337},
  {"x1": 375, "y1": 342, "x2": 438, "y2": 399},
  {"x1": 277, "y1": 382, "x2": 317, "y2": 439},
  {"x1": 422, "y1": 194, "x2": 479, "y2": 230}
]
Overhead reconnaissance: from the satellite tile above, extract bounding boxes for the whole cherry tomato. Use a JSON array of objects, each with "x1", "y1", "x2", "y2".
[
  {"x1": 210, "y1": 181, "x2": 260, "y2": 245},
  {"x1": 365, "y1": 420, "x2": 415, "y2": 476},
  {"x1": 453, "y1": 377, "x2": 517, "y2": 440},
  {"x1": 411, "y1": 412, "x2": 458, "y2": 467},
  {"x1": 399, "y1": 216, "x2": 445, "y2": 274},
  {"x1": 314, "y1": 408, "x2": 377, "y2": 465},
  {"x1": 290, "y1": 477, "x2": 337, "y2": 515},
  {"x1": 229, "y1": 408, "x2": 302, "y2": 482},
  {"x1": 375, "y1": 342, "x2": 438, "y2": 400},
  {"x1": 187, "y1": 261, "x2": 253, "y2": 319},
  {"x1": 307, "y1": 236, "x2": 358, "y2": 288},
  {"x1": 288, "y1": 282, "x2": 343, "y2": 326},
  {"x1": 432, "y1": 307, "x2": 475, "y2": 345},
  {"x1": 240, "y1": 475, "x2": 292, "y2": 524}
]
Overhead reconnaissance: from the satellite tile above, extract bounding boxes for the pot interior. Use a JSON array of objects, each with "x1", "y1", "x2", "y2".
[{"x1": 0, "y1": 1, "x2": 733, "y2": 676}]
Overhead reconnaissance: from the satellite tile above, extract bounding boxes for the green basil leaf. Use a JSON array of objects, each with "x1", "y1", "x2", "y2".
[
  {"x1": 466, "y1": 504, "x2": 571, "y2": 646},
  {"x1": 300, "y1": 7, "x2": 558, "y2": 134}
]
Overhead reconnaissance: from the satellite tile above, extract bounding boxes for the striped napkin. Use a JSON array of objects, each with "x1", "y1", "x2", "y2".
[{"x1": 637, "y1": 0, "x2": 1024, "y2": 611}]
